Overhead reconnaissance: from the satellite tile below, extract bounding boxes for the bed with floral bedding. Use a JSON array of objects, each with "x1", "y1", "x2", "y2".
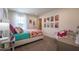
[
  {"x1": 14, "y1": 30, "x2": 43, "y2": 47},
  {"x1": 10, "y1": 24, "x2": 43, "y2": 47}
]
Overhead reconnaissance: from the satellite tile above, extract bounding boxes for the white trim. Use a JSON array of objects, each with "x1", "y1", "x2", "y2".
[{"x1": 14, "y1": 36, "x2": 43, "y2": 47}]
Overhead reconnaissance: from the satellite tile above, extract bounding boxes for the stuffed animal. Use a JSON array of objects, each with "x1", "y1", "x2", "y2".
[{"x1": 57, "y1": 30, "x2": 67, "y2": 38}]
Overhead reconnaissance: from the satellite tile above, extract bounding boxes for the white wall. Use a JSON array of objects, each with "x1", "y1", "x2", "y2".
[{"x1": 39, "y1": 9, "x2": 79, "y2": 38}]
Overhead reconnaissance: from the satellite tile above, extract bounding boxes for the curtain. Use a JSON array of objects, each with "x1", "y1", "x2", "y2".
[{"x1": 13, "y1": 13, "x2": 28, "y2": 32}]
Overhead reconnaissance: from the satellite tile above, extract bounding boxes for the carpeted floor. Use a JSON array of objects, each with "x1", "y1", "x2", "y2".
[{"x1": 15, "y1": 36, "x2": 57, "y2": 51}]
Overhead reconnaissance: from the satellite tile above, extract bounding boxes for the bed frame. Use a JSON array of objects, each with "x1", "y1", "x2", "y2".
[{"x1": 14, "y1": 35, "x2": 43, "y2": 48}]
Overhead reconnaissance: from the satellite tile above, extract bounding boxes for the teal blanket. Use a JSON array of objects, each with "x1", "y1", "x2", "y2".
[{"x1": 14, "y1": 32, "x2": 30, "y2": 41}]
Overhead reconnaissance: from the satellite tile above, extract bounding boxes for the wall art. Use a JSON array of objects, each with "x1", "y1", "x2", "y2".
[
  {"x1": 55, "y1": 15, "x2": 59, "y2": 21},
  {"x1": 47, "y1": 23, "x2": 49, "y2": 28},
  {"x1": 51, "y1": 23, "x2": 54, "y2": 28},
  {"x1": 51, "y1": 16, "x2": 54, "y2": 21},
  {"x1": 55, "y1": 22, "x2": 59, "y2": 28},
  {"x1": 29, "y1": 19, "x2": 32, "y2": 23},
  {"x1": 47, "y1": 17, "x2": 49, "y2": 21},
  {"x1": 44, "y1": 18, "x2": 46, "y2": 22},
  {"x1": 44, "y1": 23, "x2": 46, "y2": 28},
  {"x1": 33, "y1": 21, "x2": 35, "y2": 26}
]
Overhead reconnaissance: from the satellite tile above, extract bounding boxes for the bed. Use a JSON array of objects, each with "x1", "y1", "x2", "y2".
[
  {"x1": 14, "y1": 30, "x2": 43, "y2": 47},
  {"x1": 10, "y1": 24, "x2": 43, "y2": 47}
]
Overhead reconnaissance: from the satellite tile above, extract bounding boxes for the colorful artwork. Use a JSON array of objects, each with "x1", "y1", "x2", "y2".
[
  {"x1": 55, "y1": 15, "x2": 59, "y2": 21},
  {"x1": 44, "y1": 24, "x2": 46, "y2": 28},
  {"x1": 51, "y1": 23, "x2": 53, "y2": 28},
  {"x1": 43, "y1": 15, "x2": 59, "y2": 28},
  {"x1": 29, "y1": 19, "x2": 32, "y2": 23},
  {"x1": 33, "y1": 21, "x2": 35, "y2": 25},
  {"x1": 55, "y1": 22, "x2": 59, "y2": 28},
  {"x1": 47, "y1": 17, "x2": 49, "y2": 21},
  {"x1": 51, "y1": 16, "x2": 54, "y2": 21},
  {"x1": 44, "y1": 18, "x2": 46, "y2": 22},
  {"x1": 47, "y1": 23, "x2": 49, "y2": 27}
]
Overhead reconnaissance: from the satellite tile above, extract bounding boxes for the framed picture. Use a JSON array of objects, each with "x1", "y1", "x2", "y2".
[
  {"x1": 44, "y1": 24, "x2": 46, "y2": 28},
  {"x1": 55, "y1": 15, "x2": 59, "y2": 21},
  {"x1": 29, "y1": 19, "x2": 32, "y2": 23},
  {"x1": 51, "y1": 16, "x2": 54, "y2": 21},
  {"x1": 47, "y1": 17, "x2": 49, "y2": 21},
  {"x1": 51, "y1": 23, "x2": 54, "y2": 28},
  {"x1": 55, "y1": 22, "x2": 59, "y2": 28},
  {"x1": 44, "y1": 18, "x2": 46, "y2": 22},
  {"x1": 33, "y1": 21, "x2": 35, "y2": 25},
  {"x1": 47, "y1": 23, "x2": 49, "y2": 28}
]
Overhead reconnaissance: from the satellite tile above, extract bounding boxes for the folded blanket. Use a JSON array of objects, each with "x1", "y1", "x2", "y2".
[
  {"x1": 29, "y1": 30, "x2": 43, "y2": 38},
  {"x1": 14, "y1": 32, "x2": 30, "y2": 41}
]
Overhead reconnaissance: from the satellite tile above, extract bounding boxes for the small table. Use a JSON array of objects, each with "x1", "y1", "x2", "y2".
[{"x1": 0, "y1": 37, "x2": 9, "y2": 43}]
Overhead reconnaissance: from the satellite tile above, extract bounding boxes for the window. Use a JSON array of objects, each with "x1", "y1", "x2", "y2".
[{"x1": 14, "y1": 14, "x2": 28, "y2": 32}]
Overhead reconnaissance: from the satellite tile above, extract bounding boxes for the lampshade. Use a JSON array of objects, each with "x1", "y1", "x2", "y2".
[{"x1": 0, "y1": 23, "x2": 9, "y2": 31}]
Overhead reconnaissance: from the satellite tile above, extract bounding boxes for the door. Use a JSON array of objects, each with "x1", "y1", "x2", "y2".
[{"x1": 38, "y1": 18, "x2": 42, "y2": 30}]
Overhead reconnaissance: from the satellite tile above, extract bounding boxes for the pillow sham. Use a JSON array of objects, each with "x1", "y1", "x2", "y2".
[{"x1": 15, "y1": 27, "x2": 23, "y2": 34}]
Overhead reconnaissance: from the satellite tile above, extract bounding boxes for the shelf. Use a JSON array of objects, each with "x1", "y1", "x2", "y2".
[
  {"x1": 0, "y1": 37, "x2": 9, "y2": 43},
  {"x1": 0, "y1": 46, "x2": 14, "y2": 51},
  {"x1": 0, "y1": 8, "x2": 12, "y2": 51},
  {"x1": 0, "y1": 37, "x2": 9, "y2": 40},
  {"x1": 0, "y1": 41, "x2": 15, "y2": 51}
]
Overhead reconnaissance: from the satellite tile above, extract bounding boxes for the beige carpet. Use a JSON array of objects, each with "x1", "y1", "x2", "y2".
[{"x1": 15, "y1": 36, "x2": 57, "y2": 51}]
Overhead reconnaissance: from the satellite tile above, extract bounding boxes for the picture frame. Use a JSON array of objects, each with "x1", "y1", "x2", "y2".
[
  {"x1": 51, "y1": 16, "x2": 54, "y2": 21},
  {"x1": 47, "y1": 17, "x2": 49, "y2": 21},
  {"x1": 44, "y1": 23, "x2": 46, "y2": 28},
  {"x1": 29, "y1": 19, "x2": 32, "y2": 23},
  {"x1": 55, "y1": 22, "x2": 59, "y2": 28},
  {"x1": 51, "y1": 23, "x2": 53, "y2": 28},
  {"x1": 44, "y1": 18, "x2": 46, "y2": 22},
  {"x1": 55, "y1": 15, "x2": 59, "y2": 21},
  {"x1": 47, "y1": 23, "x2": 49, "y2": 28},
  {"x1": 33, "y1": 21, "x2": 35, "y2": 25}
]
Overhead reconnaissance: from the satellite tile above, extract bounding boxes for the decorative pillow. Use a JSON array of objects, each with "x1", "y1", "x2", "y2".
[
  {"x1": 10, "y1": 24, "x2": 17, "y2": 34},
  {"x1": 15, "y1": 27, "x2": 23, "y2": 34}
]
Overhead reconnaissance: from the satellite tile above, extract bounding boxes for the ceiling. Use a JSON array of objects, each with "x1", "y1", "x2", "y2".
[{"x1": 8, "y1": 8, "x2": 56, "y2": 16}]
